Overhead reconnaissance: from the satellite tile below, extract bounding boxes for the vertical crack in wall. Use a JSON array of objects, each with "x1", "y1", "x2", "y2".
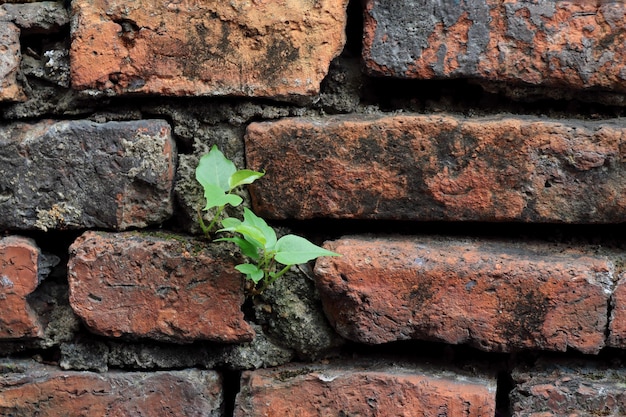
[
  {"x1": 495, "y1": 369, "x2": 514, "y2": 417},
  {"x1": 221, "y1": 369, "x2": 242, "y2": 417}
]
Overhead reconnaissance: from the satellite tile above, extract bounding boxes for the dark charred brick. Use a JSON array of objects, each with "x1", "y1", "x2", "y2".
[
  {"x1": 511, "y1": 358, "x2": 626, "y2": 416},
  {"x1": 0, "y1": 119, "x2": 176, "y2": 231},
  {"x1": 363, "y1": 0, "x2": 626, "y2": 94}
]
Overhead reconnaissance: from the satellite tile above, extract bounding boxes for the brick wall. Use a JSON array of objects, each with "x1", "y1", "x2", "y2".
[{"x1": 2, "y1": 1, "x2": 626, "y2": 416}]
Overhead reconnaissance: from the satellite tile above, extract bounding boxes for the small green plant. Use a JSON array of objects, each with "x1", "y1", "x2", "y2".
[
  {"x1": 196, "y1": 145, "x2": 264, "y2": 237},
  {"x1": 196, "y1": 145, "x2": 339, "y2": 293}
]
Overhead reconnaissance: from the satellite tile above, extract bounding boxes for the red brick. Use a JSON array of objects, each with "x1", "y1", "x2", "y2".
[
  {"x1": 0, "y1": 22, "x2": 25, "y2": 102},
  {"x1": 235, "y1": 361, "x2": 496, "y2": 416},
  {"x1": 314, "y1": 236, "x2": 611, "y2": 354},
  {"x1": 68, "y1": 231, "x2": 255, "y2": 343},
  {"x1": 246, "y1": 114, "x2": 626, "y2": 223},
  {"x1": 70, "y1": 0, "x2": 348, "y2": 100},
  {"x1": 363, "y1": 0, "x2": 626, "y2": 93},
  {"x1": 511, "y1": 359, "x2": 626, "y2": 416},
  {"x1": 0, "y1": 236, "x2": 43, "y2": 339},
  {"x1": 0, "y1": 360, "x2": 223, "y2": 416},
  {"x1": 607, "y1": 273, "x2": 626, "y2": 348}
]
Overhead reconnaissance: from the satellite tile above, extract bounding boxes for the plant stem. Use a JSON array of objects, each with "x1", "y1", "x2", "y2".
[
  {"x1": 197, "y1": 207, "x2": 211, "y2": 238},
  {"x1": 268, "y1": 264, "x2": 292, "y2": 285},
  {"x1": 205, "y1": 205, "x2": 225, "y2": 238}
]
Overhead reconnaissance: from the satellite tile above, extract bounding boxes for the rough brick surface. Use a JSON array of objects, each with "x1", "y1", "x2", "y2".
[
  {"x1": 235, "y1": 361, "x2": 496, "y2": 416},
  {"x1": 68, "y1": 231, "x2": 255, "y2": 343},
  {"x1": 0, "y1": 22, "x2": 25, "y2": 102},
  {"x1": 608, "y1": 273, "x2": 626, "y2": 348},
  {"x1": 0, "y1": 119, "x2": 176, "y2": 231},
  {"x1": 314, "y1": 236, "x2": 612, "y2": 353},
  {"x1": 0, "y1": 236, "x2": 43, "y2": 339},
  {"x1": 246, "y1": 114, "x2": 626, "y2": 223},
  {"x1": 70, "y1": 0, "x2": 348, "y2": 100},
  {"x1": 0, "y1": 360, "x2": 223, "y2": 416},
  {"x1": 0, "y1": 1, "x2": 69, "y2": 33},
  {"x1": 363, "y1": 0, "x2": 626, "y2": 92},
  {"x1": 511, "y1": 359, "x2": 626, "y2": 416}
]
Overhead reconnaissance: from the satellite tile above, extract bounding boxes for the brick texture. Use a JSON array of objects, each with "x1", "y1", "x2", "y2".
[
  {"x1": 0, "y1": 360, "x2": 223, "y2": 416},
  {"x1": 246, "y1": 114, "x2": 626, "y2": 223},
  {"x1": 0, "y1": 236, "x2": 43, "y2": 339},
  {"x1": 68, "y1": 231, "x2": 255, "y2": 343},
  {"x1": 511, "y1": 359, "x2": 626, "y2": 416},
  {"x1": 363, "y1": 0, "x2": 626, "y2": 92},
  {"x1": 0, "y1": 119, "x2": 176, "y2": 231},
  {"x1": 314, "y1": 236, "x2": 612, "y2": 354},
  {"x1": 70, "y1": 0, "x2": 348, "y2": 100},
  {"x1": 0, "y1": 22, "x2": 25, "y2": 102},
  {"x1": 1, "y1": 2, "x2": 69, "y2": 33},
  {"x1": 607, "y1": 273, "x2": 626, "y2": 348},
  {"x1": 235, "y1": 361, "x2": 496, "y2": 416}
]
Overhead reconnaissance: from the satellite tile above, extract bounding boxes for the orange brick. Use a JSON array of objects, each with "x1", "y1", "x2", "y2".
[
  {"x1": 0, "y1": 360, "x2": 223, "y2": 416},
  {"x1": 314, "y1": 236, "x2": 612, "y2": 354},
  {"x1": 246, "y1": 114, "x2": 626, "y2": 223},
  {"x1": 68, "y1": 231, "x2": 255, "y2": 343},
  {"x1": 363, "y1": 0, "x2": 626, "y2": 93},
  {"x1": 70, "y1": 0, "x2": 348, "y2": 100},
  {"x1": 235, "y1": 361, "x2": 496, "y2": 416},
  {"x1": 0, "y1": 22, "x2": 25, "y2": 102},
  {"x1": 0, "y1": 236, "x2": 43, "y2": 339}
]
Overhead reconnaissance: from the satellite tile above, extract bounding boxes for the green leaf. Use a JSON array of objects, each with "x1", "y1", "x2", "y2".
[
  {"x1": 219, "y1": 223, "x2": 267, "y2": 248},
  {"x1": 196, "y1": 145, "x2": 237, "y2": 192},
  {"x1": 274, "y1": 235, "x2": 341, "y2": 265},
  {"x1": 229, "y1": 169, "x2": 264, "y2": 189},
  {"x1": 220, "y1": 217, "x2": 242, "y2": 229},
  {"x1": 201, "y1": 183, "x2": 242, "y2": 210},
  {"x1": 242, "y1": 208, "x2": 276, "y2": 250},
  {"x1": 215, "y1": 237, "x2": 260, "y2": 260},
  {"x1": 235, "y1": 263, "x2": 264, "y2": 283}
]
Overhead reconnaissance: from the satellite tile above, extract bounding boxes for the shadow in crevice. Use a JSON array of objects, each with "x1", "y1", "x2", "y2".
[{"x1": 221, "y1": 369, "x2": 242, "y2": 417}]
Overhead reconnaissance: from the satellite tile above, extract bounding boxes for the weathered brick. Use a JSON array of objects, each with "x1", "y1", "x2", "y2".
[
  {"x1": 363, "y1": 0, "x2": 626, "y2": 93},
  {"x1": 1, "y1": 1, "x2": 69, "y2": 33},
  {"x1": 68, "y1": 231, "x2": 255, "y2": 343},
  {"x1": 0, "y1": 22, "x2": 25, "y2": 102},
  {"x1": 0, "y1": 119, "x2": 176, "y2": 231},
  {"x1": 607, "y1": 273, "x2": 626, "y2": 348},
  {"x1": 511, "y1": 359, "x2": 626, "y2": 416},
  {"x1": 70, "y1": 0, "x2": 348, "y2": 100},
  {"x1": 0, "y1": 236, "x2": 43, "y2": 339},
  {"x1": 314, "y1": 236, "x2": 612, "y2": 354},
  {"x1": 0, "y1": 360, "x2": 223, "y2": 416},
  {"x1": 246, "y1": 114, "x2": 626, "y2": 223},
  {"x1": 235, "y1": 361, "x2": 496, "y2": 416}
]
